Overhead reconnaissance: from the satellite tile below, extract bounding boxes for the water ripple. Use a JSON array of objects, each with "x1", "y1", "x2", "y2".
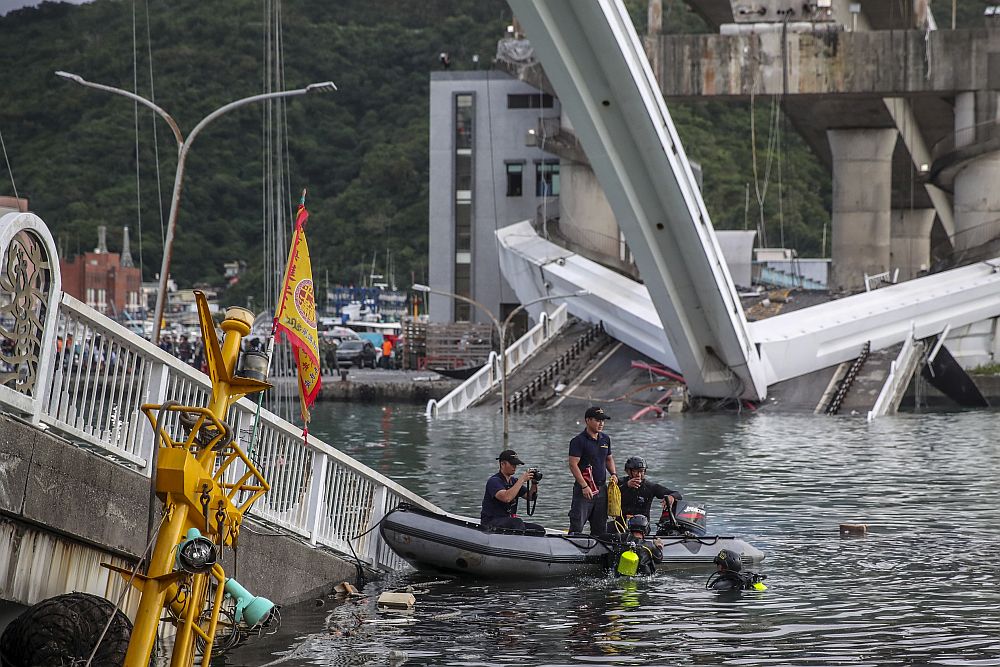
[{"x1": 231, "y1": 406, "x2": 1000, "y2": 667}]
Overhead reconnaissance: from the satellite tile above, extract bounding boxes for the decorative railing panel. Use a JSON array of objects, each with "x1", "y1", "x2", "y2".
[{"x1": 0, "y1": 213, "x2": 61, "y2": 418}]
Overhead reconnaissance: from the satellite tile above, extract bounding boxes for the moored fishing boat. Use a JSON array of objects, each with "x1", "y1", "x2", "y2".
[{"x1": 380, "y1": 503, "x2": 764, "y2": 579}]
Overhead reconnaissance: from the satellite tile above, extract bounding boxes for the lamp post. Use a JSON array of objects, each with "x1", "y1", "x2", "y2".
[
  {"x1": 412, "y1": 283, "x2": 588, "y2": 442},
  {"x1": 55, "y1": 71, "x2": 337, "y2": 344}
]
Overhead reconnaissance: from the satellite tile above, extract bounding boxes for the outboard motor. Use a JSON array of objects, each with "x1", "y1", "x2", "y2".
[{"x1": 656, "y1": 499, "x2": 708, "y2": 536}]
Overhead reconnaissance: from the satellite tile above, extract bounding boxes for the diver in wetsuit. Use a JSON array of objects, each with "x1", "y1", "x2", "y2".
[
  {"x1": 616, "y1": 515, "x2": 664, "y2": 576},
  {"x1": 705, "y1": 549, "x2": 767, "y2": 591},
  {"x1": 618, "y1": 456, "x2": 682, "y2": 521}
]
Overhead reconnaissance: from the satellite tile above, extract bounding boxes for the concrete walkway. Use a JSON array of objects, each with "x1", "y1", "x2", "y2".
[{"x1": 271, "y1": 369, "x2": 460, "y2": 403}]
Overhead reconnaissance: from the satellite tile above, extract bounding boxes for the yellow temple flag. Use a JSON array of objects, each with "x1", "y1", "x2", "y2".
[{"x1": 274, "y1": 196, "x2": 321, "y2": 427}]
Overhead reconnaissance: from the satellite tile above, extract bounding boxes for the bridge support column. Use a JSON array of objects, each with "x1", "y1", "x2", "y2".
[
  {"x1": 890, "y1": 208, "x2": 934, "y2": 281},
  {"x1": 954, "y1": 154, "x2": 1000, "y2": 251},
  {"x1": 953, "y1": 91, "x2": 1000, "y2": 251},
  {"x1": 828, "y1": 128, "x2": 898, "y2": 292}
]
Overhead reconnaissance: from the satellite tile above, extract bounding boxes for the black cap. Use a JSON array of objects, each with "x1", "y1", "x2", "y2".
[
  {"x1": 497, "y1": 449, "x2": 524, "y2": 465},
  {"x1": 584, "y1": 406, "x2": 610, "y2": 421}
]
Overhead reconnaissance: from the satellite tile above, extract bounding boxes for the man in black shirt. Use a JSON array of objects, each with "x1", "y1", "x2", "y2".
[
  {"x1": 568, "y1": 406, "x2": 618, "y2": 535},
  {"x1": 481, "y1": 449, "x2": 540, "y2": 530},
  {"x1": 618, "y1": 456, "x2": 681, "y2": 520}
]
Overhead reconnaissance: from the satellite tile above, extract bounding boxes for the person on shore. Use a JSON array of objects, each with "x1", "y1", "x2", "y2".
[
  {"x1": 326, "y1": 340, "x2": 339, "y2": 374},
  {"x1": 178, "y1": 335, "x2": 192, "y2": 364},
  {"x1": 618, "y1": 456, "x2": 682, "y2": 524},
  {"x1": 381, "y1": 338, "x2": 393, "y2": 369},
  {"x1": 480, "y1": 449, "x2": 541, "y2": 531},
  {"x1": 568, "y1": 406, "x2": 618, "y2": 535}
]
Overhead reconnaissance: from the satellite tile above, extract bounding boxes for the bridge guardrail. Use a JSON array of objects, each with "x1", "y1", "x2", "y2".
[
  {"x1": 425, "y1": 303, "x2": 569, "y2": 417},
  {"x1": 867, "y1": 327, "x2": 922, "y2": 422},
  {"x1": 0, "y1": 212, "x2": 438, "y2": 573}
]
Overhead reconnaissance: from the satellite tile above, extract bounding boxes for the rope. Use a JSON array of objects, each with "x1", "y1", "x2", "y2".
[
  {"x1": 607, "y1": 478, "x2": 622, "y2": 519},
  {"x1": 143, "y1": 0, "x2": 166, "y2": 266},
  {"x1": 84, "y1": 511, "x2": 170, "y2": 667},
  {"x1": 260, "y1": 0, "x2": 297, "y2": 423},
  {"x1": 749, "y1": 88, "x2": 780, "y2": 248},
  {"x1": 241, "y1": 522, "x2": 288, "y2": 538},
  {"x1": 0, "y1": 124, "x2": 19, "y2": 201},
  {"x1": 131, "y1": 0, "x2": 144, "y2": 277},
  {"x1": 484, "y1": 69, "x2": 500, "y2": 326}
]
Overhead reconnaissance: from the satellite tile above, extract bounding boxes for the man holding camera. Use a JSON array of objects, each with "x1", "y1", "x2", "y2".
[{"x1": 480, "y1": 449, "x2": 541, "y2": 531}]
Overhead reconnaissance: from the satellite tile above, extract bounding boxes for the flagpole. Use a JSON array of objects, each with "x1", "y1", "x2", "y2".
[
  {"x1": 273, "y1": 188, "x2": 308, "y2": 338},
  {"x1": 250, "y1": 188, "x2": 311, "y2": 451},
  {"x1": 268, "y1": 188, "x2": 319, "y2": 444}
]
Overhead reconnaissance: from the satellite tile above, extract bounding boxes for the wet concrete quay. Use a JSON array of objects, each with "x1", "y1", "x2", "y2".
[{"x1": 272, "y1": 369, "x2": 461, "y2": 404}]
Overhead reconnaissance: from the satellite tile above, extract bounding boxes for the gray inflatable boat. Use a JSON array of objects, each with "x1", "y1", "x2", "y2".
[{"x1": 380, "y1": 504, "x2": 764, "y2": 579}]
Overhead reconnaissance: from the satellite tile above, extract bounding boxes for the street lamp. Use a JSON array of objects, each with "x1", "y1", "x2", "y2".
[
  {"x1": 412, "y1": 283, "x2": 589, "y2": 442},
  {"x1": 55, "y1": 71, "x2": 337, "y2": 344}
]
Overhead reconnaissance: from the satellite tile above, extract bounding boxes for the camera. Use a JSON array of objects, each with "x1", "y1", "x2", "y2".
[{"x1": 527, "y1": 468, "x2": 543, "y2": 482}]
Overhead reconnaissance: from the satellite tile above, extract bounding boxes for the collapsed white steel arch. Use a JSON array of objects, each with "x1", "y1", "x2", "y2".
[
  {"x1": 507, "y1": 0, "x2": 767, "y2": 399},
  {"x1": 503, "y1": 0, "x2": 1000, "y2": 398}
]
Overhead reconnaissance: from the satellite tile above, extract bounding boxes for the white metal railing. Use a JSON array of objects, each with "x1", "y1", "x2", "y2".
[
  {"x1": 425, "y1": 303, "x2": 569, "y2": 417},
  {"x1": 864, "y1": 268, "x2": 900, "y2": 292},
  {"x1": 7, "y1": 292, "x2": 437, "y2": 573},
  {"x1": 867, "y1": 325, "x2": 925, "y2": 422}
]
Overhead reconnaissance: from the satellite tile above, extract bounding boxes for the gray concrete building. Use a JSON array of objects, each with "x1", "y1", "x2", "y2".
[{"x1": 428, "y1": 70, "x2": 560, "y2": 325}]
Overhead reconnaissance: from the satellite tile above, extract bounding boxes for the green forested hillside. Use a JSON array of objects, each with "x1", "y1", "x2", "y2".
[
  {"x1": 0, "y1": 0, "x2": 986, "y2": 305},
  {"x1": 0, "y1": 0, "x2": 511, "y2": 304}
]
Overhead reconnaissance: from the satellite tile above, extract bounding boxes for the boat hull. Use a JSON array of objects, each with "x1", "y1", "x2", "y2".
[{"x1": 380, "y1": 505, "x2": 764, "y2": 579}]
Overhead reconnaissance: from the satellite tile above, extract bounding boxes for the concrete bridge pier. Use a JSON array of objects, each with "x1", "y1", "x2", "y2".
[
  {"x1": 952, "y1": 91, "x2": 1000, "y2": 251},
  {"x1": 953, "y1": 154, "x2": 1000, "y2": 250},
  {"x1": 828, "y1": 128, "x2": 898, "y2": 292},
  {"x1": 891, "y1": 208, "x2": 935, "y2": 280}
]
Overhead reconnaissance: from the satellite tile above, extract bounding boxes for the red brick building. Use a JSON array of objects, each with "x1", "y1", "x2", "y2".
[{"x1": 60, "y1": 226, "x2": 142, "y2": 319}]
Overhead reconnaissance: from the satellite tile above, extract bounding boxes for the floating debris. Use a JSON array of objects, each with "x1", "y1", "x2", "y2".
[
  {"x1": 376, "y1": 592, "x2": 416, "y2": 609},
  {"x1": 840, "y1": 523, "x2": 868, "y2": 536}
]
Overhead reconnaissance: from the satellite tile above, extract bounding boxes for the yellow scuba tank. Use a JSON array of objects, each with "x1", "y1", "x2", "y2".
[{"x1": 617, "y1": 548, "x2": 639, "y2": 576}]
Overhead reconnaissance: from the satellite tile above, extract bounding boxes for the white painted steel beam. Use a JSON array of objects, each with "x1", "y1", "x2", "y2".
[
  {"x1": 498, "y1": 221, "x2": 678, "y2": 371},
  {"x1": 751, "y1": 259, "x2": 1000, "y2": 385},
  {"x1": 507, "y1": 0, "x2": 767, "y2": 399},
  {"x1": 500, "y1": 221, "x2": 1000, "y2": 393}
]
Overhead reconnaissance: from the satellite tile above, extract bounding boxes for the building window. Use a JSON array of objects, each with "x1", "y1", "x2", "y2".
[
  {"x1": 507, "y1": 93, "x2": 554, "y2": 109},
  {"x1": 455, "y1": 94, "x2": 473, "y2": 150},
  {"x1": 536, "y1": 161, "x2": 560, "y2": 197},
  {"x1": 506, "y1": 163, "x2": 523, "y2": 197},
  {"x1": 86, "y1": 288, "x2": 96, "y2": 308},
  {"x1": 454, "y1": 95, "x2": 474, "y2": 251},
  {"x1": 453, "y1": 262, "x2": 471, "y2": 322},
  {"x1": 455, "y1": 151, "x2": 472, "y2": 194},
  {"x1": 454, "y1": 93, "x2": 475, "y2": 324},
  {"x1": 455, "y1": 203, "x2": 471, "y2": 252}
]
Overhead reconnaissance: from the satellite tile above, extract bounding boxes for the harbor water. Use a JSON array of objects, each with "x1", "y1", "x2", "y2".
[{"x1": 226, "y1": 404, "x2": 1000, "y2": 666}]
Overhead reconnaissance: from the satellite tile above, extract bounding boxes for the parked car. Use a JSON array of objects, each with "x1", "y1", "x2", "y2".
[{"x1": 336, "y1": 339, "x2": 377, "y2": 368}]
